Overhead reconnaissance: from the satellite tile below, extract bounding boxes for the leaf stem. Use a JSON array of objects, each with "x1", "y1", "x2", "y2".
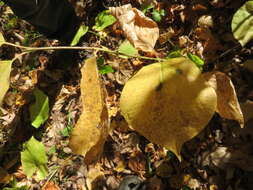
[{"x1": 2, "y1": 42, "x2": 165, "y2": 62}]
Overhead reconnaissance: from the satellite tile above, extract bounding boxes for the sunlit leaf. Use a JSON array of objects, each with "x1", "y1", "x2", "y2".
[
  {"x1": 21, "y1": 136, "x2": 48, "y2": 180},
  {"x1": 70, "y1": 25, "x2": 88, "y2": 46},
  {"x1": 110, "y1": 4, "x2": 159, "y2": 52},
  {"x1": 232, "y1": 1, "x2": 253, "y2": 46},
  {"x1": 29, "y1": 88, "x2": 49, "y2": 128},
  {"x1": 118, "y1": 40, "x2": 138, "y2": 57},
  {"x1": 0, "y1": 60, "x2": 13, "y2": 106},
  {"x1": 120, "y1": 58, "x2": 217, "y2": 158},
  {"x1": 204, "y1": 72, "x2": 244, "y2": 127},
  {"x1": 69, "y1": 57, "x2": 110, "y2": 164},
  {"x1": 0, "y1": 32, "x2": 6, "y2": 46},
  {"x1": 93, "y1": 10, "x2": 117, "y2": 31}
]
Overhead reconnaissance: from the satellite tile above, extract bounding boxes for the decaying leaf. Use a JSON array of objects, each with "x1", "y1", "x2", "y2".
[
  {"x1": 232, "y1": 1, "x2": 253, "y2": 46},
  {"x1": 69, "y1": 57, "x2": 109, "y2": 164},
  {"x1": 120, "y1": 57, "x2": 217, "y2": 157},
  {"x1": 109, "y1": 4, "x2": 159, "y2": 52},
  {"x1": 0, "y1": 60, "x2": 13, "y2": 106},
  {"x1": 204, "y1": 72, "x2": 244, "y2": 127}
]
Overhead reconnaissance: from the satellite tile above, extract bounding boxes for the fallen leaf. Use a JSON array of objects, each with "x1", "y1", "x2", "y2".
[
  {"x1": 69, "y1": 57, "x2": 110, "y2": 164},
  {"x1": 42, "y1": 181, "x2": 60, "y2": 190},
  {"x1": 0, "y1": 32, "x2": 6, "y2": 46},
  {"x1": 120, "y1": 57, "x2": 217, "y2": 158},
  {"x1": 240, "y1": 100, "x2": 253, "y2": 123},
  {"x1": 232, "y1": 1, "x2": 253, "y2": 46},
  {"x1": 204, "y1": 72, "x2": 244, "y2": 127},
  {"x1": 86, "y1": 166, "x2": 104, "y2": 190},
  {"x1": 0, "y1": 60, "x2": 13, "y2": 106},
  {"x1": 29, "y1": 88, "x2": 49, "y2": 128},
  {"x1": 21, "y1": 136, "x2": 48, "y2": 180},
  {"x1": 110, "y1": 4, "x2": 159, "y2": 52},
  {"x1": 0, "y1": 167, "x2": 11, "y2": 184},
  {"x1": 243, "y1": 59, "x2": 253, "y2": 73}
]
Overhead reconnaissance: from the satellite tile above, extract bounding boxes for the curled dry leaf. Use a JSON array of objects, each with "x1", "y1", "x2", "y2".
[
  {"x1": 109, "y1": 4, "x2": 159, "y2": 52},
  {"x1": 120, "y1": 58, "x2": 217, "y2": 158},
  {"x1": 69, "y1": 57, "x2": 110, "y2": 164},
  {"x1": 204, "y1": 72, "x2": 244, "y2": 127}
]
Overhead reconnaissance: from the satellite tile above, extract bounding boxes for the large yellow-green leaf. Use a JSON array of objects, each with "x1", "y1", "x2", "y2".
[
  {"x1": 29, "y1": 88, "x2": 49, "y2": 128},
  {"x1": 0, "y1": 32, "x2": 5, "y2": 46},
  {"x1": 69, "y1": 57, "x2": 110, "y2": 164},
  {"x1": 232, "y1": 1, "x2": 253, "y2": 46},
  {"x1": 0, "y1": 60, "x2": 13, "y2": 106},
  {"x1": 120, "y1": 57, "x2": 217, "y2": 158},
  {"x1": 21, "y1": 136, "x2": 48, "y2": 180}
]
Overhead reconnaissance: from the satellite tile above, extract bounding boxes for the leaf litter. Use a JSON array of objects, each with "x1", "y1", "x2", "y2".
[{"x1": 1, "y1": 0, "x2": 253, "y2": 190}]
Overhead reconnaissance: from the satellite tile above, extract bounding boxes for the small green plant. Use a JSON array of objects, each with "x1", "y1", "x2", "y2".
[
  {"x1": 93, "y1": 10, "x2": 117, "y2": 31},
  {"x1": 22, "y1": 30, "x2": 42, "y2": 46},
  {"x1": 3, "y1": 178, "x2": 29, "y2": 190},
  {"x1": 97, "y1": 57, "x2": 115, "y2": 74},
  {"x1": 21, "y1": 136, "x2": 48, "y2": 180},
  {"x1": 61, "y1": 114, "x2": 74, "y2": 137},
  {"x1": 142, "y1": 4, "x2": 166, "y2": 22}
]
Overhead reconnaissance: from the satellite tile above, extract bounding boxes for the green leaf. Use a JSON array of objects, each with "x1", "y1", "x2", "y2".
[
  {"x1": 232, "y1": 1, "x2": 253, "y2": 46},
  {"x1": 0, "y1": 60, "x2": 13, "y2": 106},
  {"x1": 97, "y1": 57, "x2": 114, "y2": 74},
  {"x1": 187, "y1": 53, "x2": 205, "y2": 69},
  {"x1": 3, "y1": 186, "x2": 29, "y2": 190},
  {"x1": 61, "y1": 124, "x2": 73, "y2": 137},
  {"x1": 152, "y1": 10, "x2": 162, "y2": 22},
  {"x1": 47, "y1": 146, "x2": 56, "y2": 155},
  {"x1": 99, "y1": 65, "x2": 114, "y2": 74},
  {"x1": 21, "y1": 136, "x2": 48, "y2": 180},
  {"x1": 0, "y1": 32, "x2": 6, "y2": 46},
  {"x1": 70, "y1": 25, "x2": 89, "y2": 46},
  {"x1": 93, "y1": 10, "x2": 117, "y2": 31},
  {"x1": 141, "y1": 4, "x2": 154, "y2": 14},
  {"x1": 166, "y1": 50, "x2": 183, "y2": 59},
  {"x1": 29, "y1": 88, "x2": 49, "y2": 128},
  {"x1": 118, "y1": 40, "x2": 138, "y2": 57}
]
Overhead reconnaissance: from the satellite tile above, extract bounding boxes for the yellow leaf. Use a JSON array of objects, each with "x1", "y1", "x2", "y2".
[
  {"x1": 204, "y1": 72, "x2": 244, "y2": 127},
  {"x1": 0, "y1": 60, "x2": 13, "y2": 106},
  {"x1": 110, "y1": 4, "x2": 159, "y2": 52},
  {"x1": 69, "y1": 57, "x2": 109, "y2": 164},
  {"x1": 0, "y1": 32, "x2": 6, "y2": 46},
  {"x1": 120, "y1": 58, "x2": 217, "y2": 158}
]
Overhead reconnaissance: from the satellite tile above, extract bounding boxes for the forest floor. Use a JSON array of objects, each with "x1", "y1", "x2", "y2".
[{"x1": 1, "y1": 0, "x2": 253, "y2": 190}]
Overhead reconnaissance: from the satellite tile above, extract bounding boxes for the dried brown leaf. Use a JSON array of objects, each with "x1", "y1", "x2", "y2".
[
  {"x1": 110, "y1": 4, "x2": 159, "y2": 52},
  {"x1": 204, "y1": 72, "x2": 244, "y2": 127},
  {"x1": 69, "y1": 57, "x2": 110, "y2": 164}
]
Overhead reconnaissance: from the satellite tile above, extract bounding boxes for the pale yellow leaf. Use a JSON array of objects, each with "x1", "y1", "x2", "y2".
[
  {"x1": 110, "y1": 4, "x2": 159, "y2": 52},
  {"x1": 69, "y1": 57, "x2": 109, "y2": 164},
  {"x1": 120, "y1": 57, "x2": 217, "y2": 158},
  {"x1": 0, "y1": 60, "x2": 13, "y2": 106},
  {"x1": 0, "y1": 32, "x2": 6, "y2": 46},
  {"x1": 204, "y1": 72, "x2": 244, "y2": 127}
]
